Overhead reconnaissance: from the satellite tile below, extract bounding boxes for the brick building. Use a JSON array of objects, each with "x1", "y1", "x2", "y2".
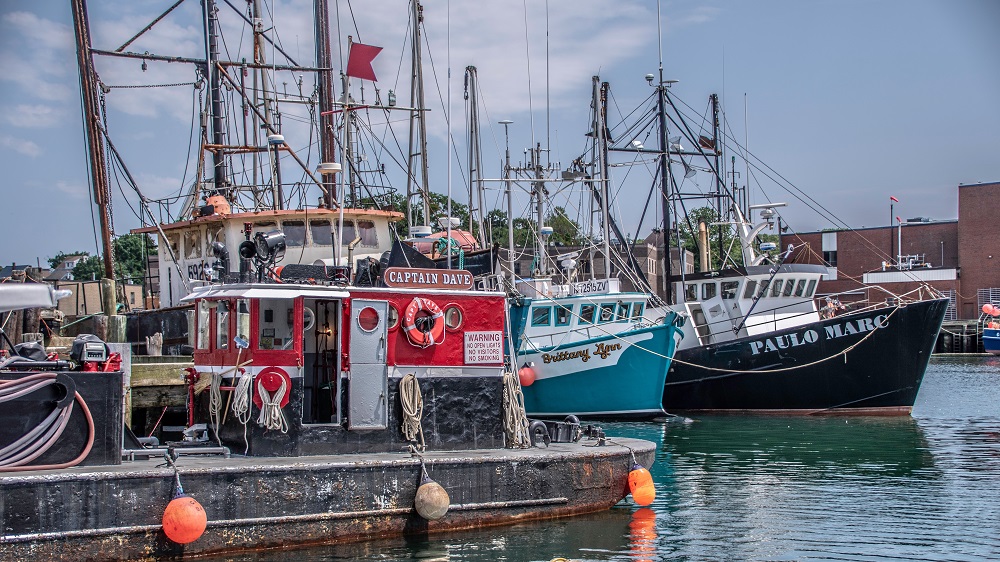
[{"x1": 781, "y1": 181, "x2": 1000, "y2": 320}]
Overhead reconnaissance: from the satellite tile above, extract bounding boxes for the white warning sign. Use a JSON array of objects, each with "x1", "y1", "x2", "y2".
[{"x1": 464, "y1": 331, "x2": 504, "y2": 364}]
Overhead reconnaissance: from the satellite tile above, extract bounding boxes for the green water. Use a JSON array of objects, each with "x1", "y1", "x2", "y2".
[{"x1": 221, "y1": 356, "x2": 1000, "y2": 561}]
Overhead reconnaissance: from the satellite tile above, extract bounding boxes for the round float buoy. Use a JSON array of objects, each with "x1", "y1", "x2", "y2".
[
  {"x1": 414, "y1": 473, "x2": 450, "y2": 520},
  {"x1": 518, "y1": 363, "x2": 536, "y2": 387},
  {"x1": 627, "y1": 463, "x2": 656, "y2": 506},
  {"x1": 162, "y1": 494, "x2": 207, "y2": 544}
]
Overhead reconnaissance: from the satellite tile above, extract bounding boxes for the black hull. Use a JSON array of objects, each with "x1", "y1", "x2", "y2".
[{"x1": 663, "y1": 298, "x2": 949, "y2": 414}]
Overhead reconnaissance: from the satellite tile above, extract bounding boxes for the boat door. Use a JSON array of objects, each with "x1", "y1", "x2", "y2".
[{"x1": 347, "y1": 299, "x2": 388, "y2": 430}]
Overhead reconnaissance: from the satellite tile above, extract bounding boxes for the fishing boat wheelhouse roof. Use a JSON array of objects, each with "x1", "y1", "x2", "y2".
[{"x1": 668, "y1": 263, "x2": 829, "y2": 283}]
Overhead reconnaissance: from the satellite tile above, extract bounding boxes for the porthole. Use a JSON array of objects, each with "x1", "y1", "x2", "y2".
[
  {"x1": 387, "y1": 305, "x2": 400, "y2": 330},
  {"x1": 357, "y1": 306, "x2": 380, "y2": 332},
  {"x1": 444, "y1": 305, "x2": 463, "y2": 330}
]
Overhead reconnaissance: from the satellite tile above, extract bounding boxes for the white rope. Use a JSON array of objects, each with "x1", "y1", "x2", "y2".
[
  {"x1": 502, "y1": 368, "x2": 532, "y2": 449},
  {"x1": 255, "y1": 375, "x2": 289, "y2": 433},
  {"x1": 231, "y1": 370, "x2": 255, "y2": 425},
  {"x1": 400, "y1": 373, "x2": 425, "y2": 451}
]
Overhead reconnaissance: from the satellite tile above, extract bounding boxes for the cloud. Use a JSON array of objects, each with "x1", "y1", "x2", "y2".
[
  {"x1": 0, "y1": 135, "x2": 41, "y2": 157},
  {"x1": 54, "y1": 180, "x2": 88, "y2": 200},
  {"x1": 4, "y1": 105, "x2": 65, "y2": 128},
  {"x1": 0, "y1": 12, "x2": 75, "y2": 101}
]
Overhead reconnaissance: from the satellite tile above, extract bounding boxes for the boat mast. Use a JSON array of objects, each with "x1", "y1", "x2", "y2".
[
  {"x1": 531, "y1": 144, "x2": 548, "y2": 276},
  {"x1": 592, "y1": 77, "x2": 612, "y2": 278},
  {"x1": 657, "y1": 77, "x2": 673, "y2": 303},
  {"x1": 465, "y1": 66, "x2": 487, "y2": 243},
  {"x1": 204, "y1": 0, "x2": 230, "y2": 199},
  {"x1": 71, "y1": 0, "x2": 115, "y2": 285},
  {"x1": 711, "y1": 93, "x2": 724, "y2": 267},
  {"x1": 314, "y1": 0, "x2": 337, "y2": 209},
  {"x1": 406, "y1": 0, "x2": 431, "y2": 227}
]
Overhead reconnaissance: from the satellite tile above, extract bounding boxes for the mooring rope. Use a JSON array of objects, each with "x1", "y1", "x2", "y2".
[
  {"x1": 400, "y1": 373, "x2": 425, "y2": 451},
  {"x1": 502, "y1": 369, "x2": 532, "y2": 449}
]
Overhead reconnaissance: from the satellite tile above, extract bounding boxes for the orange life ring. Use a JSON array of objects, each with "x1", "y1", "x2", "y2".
[{"x1": 403, "y1": 297, "x2": 445, "y2": 347}]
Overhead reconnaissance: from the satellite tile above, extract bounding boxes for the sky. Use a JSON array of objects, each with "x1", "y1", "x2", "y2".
[{"x1": 1, "y1": 0, "x2": 998, "y2": 267}]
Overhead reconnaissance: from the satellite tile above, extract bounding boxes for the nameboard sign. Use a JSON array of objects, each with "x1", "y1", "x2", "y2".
[{"x1": 383, "y1": 267, "x2": 473, "y2": 290}]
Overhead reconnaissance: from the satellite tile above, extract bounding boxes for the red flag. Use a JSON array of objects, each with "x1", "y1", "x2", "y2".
[
  {"x1": 896, "y1": 216, "x2": 902, "y2": 223},
  {"x1": 346, "y1": 43, "x2": 382, "y2": 81},
  {"x1": 889, "y1": 196, "x2": 899, "y2": 202},
  {"x1": 698, "y1": 135, "x2": 715, "y2": 150}
]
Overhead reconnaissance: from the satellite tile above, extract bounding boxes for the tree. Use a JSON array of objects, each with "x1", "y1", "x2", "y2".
[
  {"x1": 65, "y1": 234, "x2": 156, "y2": 283},
  {"x1": 546, "y1": 206, "x2": 584, "y2": 247},
  {"x1": 47, "y1": 251, "x2": 90, "y2": 270},
  {"x1": 674, "y1": 206, "x2": 784, "y2": 270}
]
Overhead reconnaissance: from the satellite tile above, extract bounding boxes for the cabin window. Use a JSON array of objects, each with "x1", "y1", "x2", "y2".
[
  {"x1": 196, "y1": 300, "x2": 210, "y2": 349},
  {"x1": 771, "y1": 279, "x2": 784, "y2": 297},
  {"x1": 554, "y1": 305, "x2": 572, "y2": 327},
  {"x1": 805, "y1": 279, "x2": 817, "y2": 297},
  {"x1": 685, "y1": 284, "x2": 698, "y2": 301},
  {"x1": 632, "y1": 302, "x2": 645, "y2": 320},
  {"x1": 616, "y1": 302, "x2": 630, "y2": 321},
  {"x1": 702, "y1": 283, "x2": 717, "y2": 300},
  {"x1": 310, "y1": 220, "x2": 333, "y2": 246},
  {"x1": 207, "y1": 224, "x2": 225, "y2": 251},
  {"x1": 444, "y1": 306, "x2": 463, "y2": 330},
  {"x1": 184, "y1": 230, "x2": 202, "y2": 259},
  {"x1": 283, "y1": 220, "x2": 306, "y2": 247},
  {"x1": 215, "y1": 300, "x2": 230, "y2": 350},
  {"x1": 236, "y1": 299, "x2": 251, "y2": 343},
  {"x1": 599, "y1": 303, "x2": 616, "y2": 323},
  {"x1": 339, "y1": 220, "x2": 356, "y2": 245},
  {"x1": 531, "y1": 307, "x2": 551, "y2": 327},
  {"x1": 721, "y1": 281, "x2": 739, "y2": 300},
  {"x1": 166, "y1": 233, "x2": 180, "y2": 259},
  {"x1": 757, "y1": 280, "x2": 771, "y2": 298},
  {"x1": 258, "y1": 299, "x2": 293, "y2": 350},
  {"x1": 794, "y1": 279, "x2": 807, "y2": 297},
  {"x1": 782, "y1": 279, "x2": 796, "y2": 297},
  {"x1": 254, "y1": 221, "x2": 277, "y2": 234},
  {"x1": 742, "y1": 280, "x2": 758, "y2": 299},
  {"x1": 357, "y1": 220, "x2": 378, "y2": 247},
  {"x1": 579, "y1": 304, "x2": 596, "y2": 324}
]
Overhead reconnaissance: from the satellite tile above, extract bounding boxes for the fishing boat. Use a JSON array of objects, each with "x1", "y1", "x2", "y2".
[
  {"x1": 983, "y1": 304, "x2": 1000, "y2": 355},
  {"x1": 587, "y1": 68, "x2": 948, "y2": 415},
  {"x1": 470, "y1": 76, "x2": 683, "y2": 419}
]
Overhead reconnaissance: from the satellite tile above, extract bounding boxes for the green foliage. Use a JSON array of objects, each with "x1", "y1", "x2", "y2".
[
  {"x1": 64, "y1": 234, "x2": 156, "y2": 283},
  {"x1": 674, "y1": 206, "x2": 743, "y2": 270}
]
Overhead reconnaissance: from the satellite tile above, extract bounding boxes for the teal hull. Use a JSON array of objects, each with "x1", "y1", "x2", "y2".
[{"x1": 518, "y1": 323, "x2": 677, "y2": 417}]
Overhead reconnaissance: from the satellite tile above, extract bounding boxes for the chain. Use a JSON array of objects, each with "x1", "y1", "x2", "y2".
[{"x1": 104, "y1": 81, "x2": 198, "y2": 89}]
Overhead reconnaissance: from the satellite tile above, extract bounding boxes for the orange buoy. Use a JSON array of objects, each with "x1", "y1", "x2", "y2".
[
  {"x1": 162, "y1": 494, "x2": 208, "y2": 544},
  {"x1": 414, "y1": 473, "x2": 450, "y2": 521},
  {"x1": 628, "y1": 463, "x2": 656, "y2": 506},
  {"x1": 518, "y1": 363, "x2": 536, "y2": 387}
]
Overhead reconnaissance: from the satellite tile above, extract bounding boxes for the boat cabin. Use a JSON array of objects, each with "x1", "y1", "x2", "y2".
[
  {"x1": 670, "y1": 264, "x2": 829, "y2": 348},
  {"x1": 184, "y1": 281, "x2": 508, "y2": 456}
]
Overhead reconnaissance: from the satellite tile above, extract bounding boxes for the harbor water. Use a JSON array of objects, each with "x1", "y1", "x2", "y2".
[{"x1": 211, "y1": 356, "x2": 1000, "y2": 561}]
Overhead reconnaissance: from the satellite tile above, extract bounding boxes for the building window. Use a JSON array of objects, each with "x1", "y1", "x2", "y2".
[
  {"x1": 647, "y1": 258, "x2": 655, "y2": 275},
  {"x1": 823, "y1": 250, "x2": 837, "y2": 266}
]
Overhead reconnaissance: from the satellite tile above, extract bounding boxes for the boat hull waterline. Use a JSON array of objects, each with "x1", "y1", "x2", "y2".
[{"x1": 663, "y1": 298, "x2": 949, "y2": 414}]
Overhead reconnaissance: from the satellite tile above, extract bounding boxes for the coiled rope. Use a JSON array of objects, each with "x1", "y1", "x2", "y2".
[
  {"x1": 255, "y1": 375, "x2": 289, "y2": 433},
  {"x1": 0, "y1": 373, "x2": 94, "y2": 471},
  {"x1": 400, "y1": 373, "x2": 425, "y2": 451},
  {"x1": 502, "y1": 369, "x2": 532, "y2": 449}
]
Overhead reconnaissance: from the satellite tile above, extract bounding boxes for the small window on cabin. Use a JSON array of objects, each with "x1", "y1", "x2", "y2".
[
  {"x1": 702, "y1": 283, "x2": 717, "y2": 300},
  {"x1": 357, "y1": 220, "x2": 378, "y2": 247},
  {"x1": 531, "y1": 307, "x2": 551, "y2": 327},
  {"x1": 166, "y1": 233, "x2": 180, "y2": 259},
  {"x1": 782, "y1": 279, "x2": 796, "y2": 297},
  {"x1": 554, "y1": 305, "x2": 572, "y2": 326},
  {"x1": 632, "y1": 302, "x2": 645, "y2": 320},
  {"x1": 805, "y1": 279, "x2": 817, "y2": 297},
  {"x1": 599, "y1": 303, "x2": 616, "y2": 323},
  {"x1": 197, "y1": 300, "x2": 210, "y2": 349},
  {"x1": 757, "y1": 280, "x2": 770, "y2": 298},
  {"x1": 207, "y1": 224, "x2": 225, "y2": 251},
  {"x1": 794, "y1": 279, "x2": 807, "y2": 297},
  {"x1": 215, "y1": 301, "x2": 230, "y2": 350},
  {"x1": 721, "y1": 281, "x2": 739, "y2": 300},
  {"x1": 743, "y1": 280, "x2": 758, "y2": 299},
  {"x1": 283, "y1": 220, "x2": 306, "y2": 247},
  {"x1": 579, "y1": 304, "x2": 596, "y2": 324},
  {"x1": 616, "y1": 302, "x2": 630, "y2": 321},
  {"x1": 236, "y1": 299, "x2": 251, "y2": 342},
  {"x1": 184, "y1": 230, "x2": 202, "y2": 259},
  {"x1": 771, "y1": 279, "x2": 784, "y2": 297},
  {"x1": 255, "y1": 221, "x2": 277, "y2": 233},
  {"x1": 340, "y1": 220, "x2": 357, "y2": 245},
  {"x1": 310, "y1": 220, "x2": 333, "y2": 246},
  {"x1": 685, "y1": 284, "x2": 698, "y2": 301}
]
